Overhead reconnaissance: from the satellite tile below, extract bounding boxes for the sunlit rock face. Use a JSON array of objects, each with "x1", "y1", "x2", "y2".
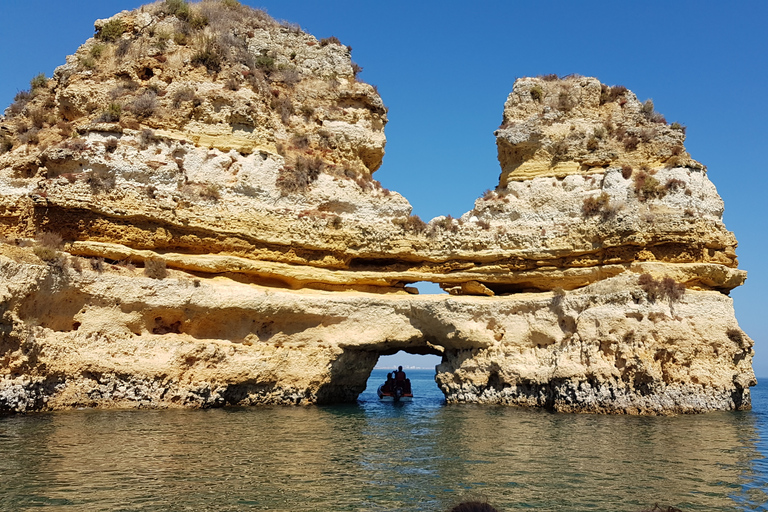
[{"x1": 0, "y1": 3, "x2": 754, "y2": 413}]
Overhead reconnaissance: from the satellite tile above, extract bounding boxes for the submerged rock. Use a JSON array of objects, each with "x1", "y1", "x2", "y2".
[{"x1": 0, "y1": 2, "x2": 754, "y2": 413}]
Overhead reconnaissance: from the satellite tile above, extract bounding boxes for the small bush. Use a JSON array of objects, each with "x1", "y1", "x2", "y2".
[
  {"x1": 639, "y1": 128, "x2": 656, "y2": 143},
  {"x1": 600, "y1": 84, "x2": 628, "y2": 105},
  {"x1": 393, "y1": 215, "x2": 427, "y2": 234},
  {"x1": 97, "y1": 19, "x2": 126, "y2": 42},
  {"x1": 188, "y1": 13, "x2": 208, "y2": 29},
  {"x1": 633, "y1": 170, "x2": 665, "y2": 201},
  {"x1": 351, "y1": 62, "x2": 363, "y2": 78},
  {"x1": 276, "y1": 156, "x2": 323, "y2": 194},
  {"x1": 670, "y1": 122, "x2": 686, "y2": 134},
  {"x1": 90, "y1": 43, "x2": 106, "y2": 59},
  {"x1": 173, "y1": 31, "x2": 188, "y2": 45},
  {"x1": 593, "y1": 126, "x2": 606, "y2": 139},
  {"x1": 278, "y1": 69, "x2": 301, "y2": 86},
  {"x1": 530, "y1": 85, "x2": 543, "y2": 102},
  {"x1": 116, "y1": 39, "x2": 131, "y2": 57},
  {"x1": 621, "y1": 165, "x2": 633, "y2": 179},
  {"x1": 641, "y1": 99, "x2": 654, "y2": 115},
  {"x1": 221, "y1": 0, "x2": 241, "y2": 7},
  {"x1": 539, "y1": 74, "x2": 559, "y2": 81},
  {"x1": 623, "y1": 135, "x2": 640, "y2": 151},
  {"x1": 192, "y1": 38, "x2": 222, "y2": 72},
  {"x1": 86, "y1": 168, "x2": 117, "y2": 192},
  {"x1": 79, "y1": 56, "x2": 96, "y2": 70},
  {"x1": 98, "y1": 103, "x2": 122, "y2": 123},
  {"x1": 255, "y1": 54, "x2": 275, "y2": 71},
  {"x1": 131, "y1": 92, "x2": 158, "y2": 118},
  {"x1": 320, "y1": 36, "x2": 342, "y2": 47},
  {"x1": 28, "y1": 108, "x2": 47, "y2": 129},
  {"x1": 105, "y1": 137, "x2": 119, "y2": 153},
  {"x1": 726, "y1": 328, "x2": 744, "y2": 345},
  {"x1": 582, "y1": 192, "x2": 610, "y2": 216},
  {"x1": 18, "y1": 129, "x2": 39, "y2": 145},
  {"x1": 91, "y1": 257, "x2": 105, "y2": 272},
  {"x1": 0, "y1": 136, "x2": 12, "y2": 154},
  {"x1": 556, "y1": 91, "x2": 575, "y2": 111},
  {"x1": 144, "y1": 257, "x2": 168, "y2": 279},
  {"x1": 199, "y1": 183, "x2": 221, "y2": 201},
  {"x1": 36, "y1": 231, "x2": 63, "y2": 249},
  {"x1": 171, "y1": 87, "x2": 196, "y2": 107},
  {"x1": 30, "y1": 73, "x2": 47, "y2": 90},
  {"x1": 549, "y1": 138, "x2": 569, "y2": 163},
  {"x1": 165, "y1": 0, "x2": 191, "y2": 20},
  {"x1": 586, "y1": 136, "x2": 599, "y2": 152},
  {"x1": 139, "y1": 128, "x2": 156, "y2": 149},
  {"x1": 664, "y1": 178, "x2": 686, "y2": 192},
  {"x1": 270, "y1": 96, "x2": 293, "y2": 123},
  {"x1": 638, "y1": 273, "x2": 685, "y2": 302},
  {"x1": 433, "y1": 215, "x2": 459, "y2": 234}
]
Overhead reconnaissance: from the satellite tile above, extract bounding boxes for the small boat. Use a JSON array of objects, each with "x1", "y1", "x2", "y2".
[
  {"x1": 377, "y1": 384, "x2": 413, "y2": 402},
  {"x1": 377, "y1": 373, "x2": 413, "y2": 402}
]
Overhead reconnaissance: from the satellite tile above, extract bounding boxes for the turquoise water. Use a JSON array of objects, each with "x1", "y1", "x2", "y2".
[{"x1": 1, "y1": 369, "x2": 767, "y2": 511}]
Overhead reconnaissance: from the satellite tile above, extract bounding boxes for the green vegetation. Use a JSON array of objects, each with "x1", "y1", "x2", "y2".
[
  {"x1": 99, "y1": 103, "x2": 122, "y2": 123},
  {"x1": 90, "y1": 43, "x2": 106, "y2": 59},
  {"x1": 633, "y1": 170, "x2": 666, "y2": 201},
  {"x1": 33, "y1": 232, "x2": 63, "y2": 263},
  {"x1": 529, "y1": 85, "x2": 543, "y2": 102},
  {"x1": 30, "y1": 73, "x2": 47, "y2": 90},
  {"x1": 97, "y1": 19, "x2": 126, "y2": 42},
  {"x1": 165, "y1": 0, "x2": 191, "y2": 20},
  {"x1": 192, "y1": 38, "x2": 222, "y2": 72}
]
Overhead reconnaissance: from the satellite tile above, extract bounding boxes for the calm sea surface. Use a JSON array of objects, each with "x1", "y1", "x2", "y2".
[{"x1": 1, "y1": 369, "x2": 767, "y2": 511}]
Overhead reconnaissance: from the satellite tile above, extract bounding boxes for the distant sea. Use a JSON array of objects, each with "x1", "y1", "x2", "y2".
[{"x1": 1, "y1": 369, "x2": 766, "y2": 511}]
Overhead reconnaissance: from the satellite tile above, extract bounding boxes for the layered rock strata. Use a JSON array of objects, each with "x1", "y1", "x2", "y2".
[{"x1": 0, "y1": 2, "x2": 754, "y2": 413}]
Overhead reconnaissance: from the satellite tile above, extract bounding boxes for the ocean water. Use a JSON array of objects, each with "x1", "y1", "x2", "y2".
[{"x1": 1, "y1": 369, "x2": 767, "y2": 511}]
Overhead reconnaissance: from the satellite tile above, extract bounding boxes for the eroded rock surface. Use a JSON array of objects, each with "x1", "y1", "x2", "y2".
[{"x1": 0, "y1": 2, "x2": 754, "y2": 413}]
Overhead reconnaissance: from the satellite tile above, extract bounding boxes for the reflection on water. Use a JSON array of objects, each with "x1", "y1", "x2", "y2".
[{"x1": 1, "y1": 369, "x2": 767, "y2": 511}]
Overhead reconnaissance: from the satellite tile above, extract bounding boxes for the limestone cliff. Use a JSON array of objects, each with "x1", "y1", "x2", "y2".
[{"x1": 0, "y1": 1, "x2": 754, "y2": 414}]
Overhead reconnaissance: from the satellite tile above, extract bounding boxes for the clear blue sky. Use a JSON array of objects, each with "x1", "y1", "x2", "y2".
[{"x1": 1, "y1": 1, "x2": 766, "y2": 375}]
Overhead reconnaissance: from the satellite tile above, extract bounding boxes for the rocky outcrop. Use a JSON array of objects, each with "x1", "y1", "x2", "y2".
[{"x1": 0, "y1": 1, "x2": 754, "y2": 413}]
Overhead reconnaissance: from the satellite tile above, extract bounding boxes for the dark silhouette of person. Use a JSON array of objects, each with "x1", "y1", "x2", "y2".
[
  {"x1": 448, "y1": 501, "x2": 500, "y2": 512},
  {"x1": 394, "y1": 366, "x2": 406, "y2": 382}
]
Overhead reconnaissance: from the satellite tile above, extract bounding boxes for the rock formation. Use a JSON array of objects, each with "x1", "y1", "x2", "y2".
[{"x1": 0, "y1": 1, "x2": 754, "y2": 414}]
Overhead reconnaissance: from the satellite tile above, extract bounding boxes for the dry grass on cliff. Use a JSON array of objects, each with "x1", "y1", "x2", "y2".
[
  {"x1": 144, "y1": 257, "x2": 168, "y2": 279},
  {"x1": 638, "y1": 273, "x2": 685, "y2": 302}
]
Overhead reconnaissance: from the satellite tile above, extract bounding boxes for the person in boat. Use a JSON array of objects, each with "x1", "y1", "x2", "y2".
[
  {"x1": 394, "y1": 366, "x2": 411, "y2": 394},
  {"x1": 383, "y1": 371, "x2": 395, "y2": 393}
]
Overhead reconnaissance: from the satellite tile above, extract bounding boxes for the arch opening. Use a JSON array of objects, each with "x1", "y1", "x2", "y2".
[
  {"x1": 365, "y1": 351, "x2": 443, "y2": 402},
  {"x1": 317, "y1": 346, "x2": 447, "y2": 405}
]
